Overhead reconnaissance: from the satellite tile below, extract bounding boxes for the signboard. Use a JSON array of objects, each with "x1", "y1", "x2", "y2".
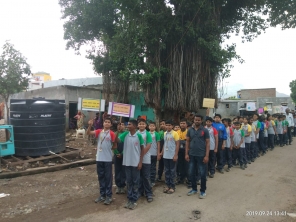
[
  {"x1": 272, "y1": 106, "x2": 281, "y2": 114},
  {"x1": 202, "y1": 98, "x2": 215, "y2": 108},
  {"x1": 246, "y1": 102, "x2": 256, "y2": 111},
  {"x1": 78, "y1": 98, "x2": 105, "y2": 112},
  {"x1": 108, "y1": 102, "x2": 135, "y2": 118}
]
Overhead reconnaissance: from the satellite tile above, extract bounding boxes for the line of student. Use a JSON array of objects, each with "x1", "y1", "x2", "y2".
[{"x1": 86, "y1": 109, "x2": 294, "y2": 210}]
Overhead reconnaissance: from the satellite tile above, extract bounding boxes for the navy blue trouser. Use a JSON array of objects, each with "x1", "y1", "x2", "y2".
[
  {"x1": 258, "y1": 131, "x2": 266, "y2": 153},
  {"x1": 177, "y1": 148, "x2": 188, "y2": 181},
  {"x1": 232, "y1": 148, "x2": 247, "y2": 165},
  {"x1": 139, "y1": 163, "x2": 153, "y2": 198},
  {"x1": 216, "y1": 140, "x2": 225, "y2": 170},
  {"x1": 278, "y1": 134, "x2": 283, "y2": 146},
  {"x1": 208, "y1": 150, "x2": 216, "y2": 174},
  {"x1": 224, "y1": 148, "x2": 232, "y2": 168},
  {"x1": 250, "y1": 142, "x2": 255, "y2": 159},
  {"x1": 114, "y1": 156, "x2": 126, "y2": 188},
  {"x1": 158, "y1": 141, "x2": 164, "y2": 179},
  {"x1": 150, "y1": 156, "x2": 157, "y2": 183},
  {"x1": 125, "y1": 166, "x2": 140, "y2": 203},
  {"x1": 189, "y1": 156, "x2": 207, "y2": 193},
  {"x1": 245, "y1": 143, "x2": 251, "y2": 162},
  {"x1": 164, "y1": 158, "x2": 176, "y2": 189},
  {"x1": 286, "y1": 127, "x2": 292, "y2": 144},
  {"x1": 96, "y1": 161, "x2": 113, "y2": 198},
  {"x1": 268, "y1": 134, "x2": 275, "y2": 149}
]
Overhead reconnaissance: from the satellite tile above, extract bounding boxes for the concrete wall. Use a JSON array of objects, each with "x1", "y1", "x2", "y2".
[
  {"x1": 257, "y1": 97, "x2": 294, "y2": 110},
  {"x1": 129, "y1": 92, "x2": 155, "y2": 121},
  {"x1": 215, "y1": 101, "x2": 239, "y2": 117},
  {"x1": 44, "y1": 77, "x2": 103, "y2": 89},
  {"x1": 238, "y1": 88, "x2": 276, "y2": 100}
]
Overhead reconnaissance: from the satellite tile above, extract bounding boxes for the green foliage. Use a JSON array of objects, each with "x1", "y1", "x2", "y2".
[
  {"x1": 0, "y1": 41, "x2": 31, "y2": 118},
  {"x1": 289, "y1": 80, "x2": 296, "y2": 104}
]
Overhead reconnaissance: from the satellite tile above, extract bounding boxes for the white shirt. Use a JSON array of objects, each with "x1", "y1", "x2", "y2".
[{"x1": 285, "y1": 113, "x2": 294, "y2": 127}]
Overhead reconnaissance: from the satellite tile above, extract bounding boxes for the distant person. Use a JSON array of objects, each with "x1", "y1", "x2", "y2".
[
  {"x1": 284, "y1": 108, "x2": 293, "y2": 145},
  {"x1": 148, "y1": 122, "x2": 160, "y2": 187},
  {"x1": 205, "y1": 117, "x2": 218, "y2": 178},
  {"x1": 69, "y1": 118, "x2": 75, "y2": 129},
  {"x1": 74, "y1": 111, "x2": 85, "y2": 129},
  {"x1": 232, "y1": 122, "x2": 246, "y2": 170},
  {"x1": 94, "y1": 112, "x2": 103, "y2": 130},
  {"x1": 157, "y1": 120, "x2": 166, "y2": 182}
]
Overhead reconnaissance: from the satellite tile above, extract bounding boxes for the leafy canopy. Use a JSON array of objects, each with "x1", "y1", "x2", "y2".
[{"x1": 289, "y1": 80, "x2": 296, "y2": 104}]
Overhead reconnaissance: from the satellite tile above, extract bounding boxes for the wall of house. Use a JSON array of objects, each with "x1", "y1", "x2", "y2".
[
  {"x1": 215, "y1": 101, "x2": 239, "y2": 117},
  {"x1": 129, "y1": 92, "x2": 155, "y2": 121},
  {"x1": 257, "y1": 97, "x2": 294, "y2": 111},
  {"x1": 238, "y1": 88, "x2": 276, "y2": 100}
]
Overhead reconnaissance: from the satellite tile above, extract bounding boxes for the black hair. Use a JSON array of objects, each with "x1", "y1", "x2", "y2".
[
  {"x1": 253, "y1": 113, "x2": 259, "y2": 118},
  {"x1": 194, "y1": 114, "x2": 203, "y2": 120},
  {"x1": 104, "y1": 118, "x2": 112, "y2": 123},
  {"x1": 243, "y1": 116, "x2": 249, "y2": 121},
  {"x1": 238, "y1": 116, "x2": 243, "y2": 119},
  {"x1": 233, "y1": 117, "x2": 238, "y2": 121},
  {"x1": 206, "y1": 117, "x2": 213, "y2": 122},
  {"x1": 234, "y1": 121, "x2": 240, "y2": 125},
  {"x1": 165, "y1": 120, "x2": 173, "y2": 125},
  {"x1": 160, "y1": 119, "x2": 166, "y2": 123},
  {"x1": 214, "y1": 114, "x2": 222, "y2": 119},
  {"x1": 227, "y1": 118, "x2": 232, "y2": 124},
  {"x1": 129, "y1": 119, "x2": 138, "y2": 127},
  {"x1": 138, "y1": 119, "x2": 147, "y2": 124},
  {"x1": 180, "y1": 118, "x2": 187, "y2": 123},
  {"x1": 149, "y1": 122, "x2": 156, "y2": 126}
]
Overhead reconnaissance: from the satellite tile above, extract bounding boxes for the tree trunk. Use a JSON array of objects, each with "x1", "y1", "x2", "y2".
[{"x1": 154, "y1": 108, "x2": 161, "y2": 131}]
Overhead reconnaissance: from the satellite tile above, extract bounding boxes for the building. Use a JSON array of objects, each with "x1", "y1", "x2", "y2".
[
  {"x1": 28, "y1": 72, "x2": 52, "y2": 91},
  {"x1": 237, "y1": 88, "x2": 276, "y2": 100}
]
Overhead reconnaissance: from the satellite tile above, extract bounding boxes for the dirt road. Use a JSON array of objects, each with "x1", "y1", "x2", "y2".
[{"x1": 1, "y1": 144, "x2": 296, "y2": 222}]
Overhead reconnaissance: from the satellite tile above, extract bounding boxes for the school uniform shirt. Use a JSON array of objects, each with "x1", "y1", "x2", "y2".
[
  {"x1": 251, "y1": 124, "x2": 256, "y2": 142},
  {"x1": 137, "y1": 130, "x2": 152, "y2": 164},
  {"x1": 95, "y1": 129, "x2": 116, "y2": 162},
  {"x1": 212, "y1": 122, "x2": 227, "y2": 141},
  {"x1": 186, "y1": 126, "x2": 210, "y2": 157},
  {"x1": 178, "y1": 129, "x2": 188, "y2": 149},
  {"x1": 205, "y1": 126, "x2": 218, "y2": 150},
  {"x1": 275, "y1": 121, "x2": 285, "y2": 134},
  {"x1": 241, "y1": 124, "x2": 252, "y2": 144},
  {"x1": 267, "y1": 120, "x2": 276, "y2": 135},
  {"x1": 225, "y1": 126, "x2": 234, "y2": 148},
  {"x1": 252, "y1": 120, "x2": 261, "y2": 139},
  {"x1": 118, "y1": 131, "x2": 144, "y2": 167},
  {"x1": 149, "y1": 131, "x2": 160, "y2": 156},
  {"x1": 264, "y1": 122, "x2": 269, "y2": 137},
  {"x1": 233, "y1": 129, "x2": 245, "y2": 148},
  {"x1": 114, "y1": 131, "x2": 125, "y2": 155},
  {"x1": 163, "y1": 130, "x2": 179, "y2": 159}
]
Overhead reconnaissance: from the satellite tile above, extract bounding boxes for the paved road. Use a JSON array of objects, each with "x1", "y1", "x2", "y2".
[{"x1": 2, "y1": 144, "x2": 296, "y2": 222}]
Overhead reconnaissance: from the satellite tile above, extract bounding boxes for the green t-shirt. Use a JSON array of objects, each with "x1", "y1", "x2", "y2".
[
  {"x1": 114, "y1": 131, "x2": 125, "y2": 155},
  {"x1": 159, "y1": 130, "x2": 164, "y2": 140}
]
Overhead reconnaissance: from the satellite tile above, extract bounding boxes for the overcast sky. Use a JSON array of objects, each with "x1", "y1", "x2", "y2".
[{"x1": 0, "y1": 0, "x2": 295, "y2": 96}]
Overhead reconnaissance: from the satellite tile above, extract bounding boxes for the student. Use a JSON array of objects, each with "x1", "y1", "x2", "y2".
[
  {"x1": 241, "y1": 117, "x2": 252, "y2": 164},
  {"x1": 116, "y1": 120, "x2": 145, "y2": 210},
  {"x1": 249, "y1": 118, "x2": 256, "y2": 162},
  {"x1": 258, "y1": 116, "x2": 266, "y2": 155},
  {"x1": 148, "y1": 122, "x2": 160, "y2": 187},
  {"x1": 162, "y1": 120, "x2": 180, "y2": 194},
  {"x1": 267, "y1": 114, "x2": 277, "y2": 150},
  {"x1": 263, "y1": 119, "x2": 269, "y2": 150},
  {"x1": 275, "y1": 115, "x2": 285, "y2": 147},
  {"x1": 294, "y1": 114, "x2": 296, "y2": 137},
  {"x1": 205, "y1": 117, "x2": 218, "y2": 177},
  {"x1": 157, "y1": 120, "x2": 166, "y2": 181},
  {"x1": 186, "y1": 114, "x2": 210, "y2": 199},
  {"x1": 282, "y1": 115, "x2": 289, "y2": 146},
  {"x1": 206, "y1": 109, "x2": 227, "y2": 174},
  {"x1": 137, "y1": 119, "x2": 153, "y2": 202},
  {"x1": 174, "y1": 125, "x2": 181, "y2": 132},
  {"x1": 238, "y1": 116, "x2": 244, "y2": 126},
  {"x1": 223, "y1": 118, "x2": 233, "y2": 171},
  {"x1": 252, "y1": 114, "x2": 261, "y2": 158},
  {"x1": 176, "y1": 119, "x2": 188, "y2": 185},
  {"x1": 114, "y1": 122, "x2": 126, "y2": 194},
  {"x1": 87, "y1": 118, "x2": 116, "y2": 205},
  {"x1": 232, "y1": 117, "x2": 238, "y2": 130},
  {"x1": 232, "y1": 122, "x2": 246, "y2": 170}
]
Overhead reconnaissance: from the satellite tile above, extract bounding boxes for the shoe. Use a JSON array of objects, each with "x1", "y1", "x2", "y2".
[
  {"x1": 128, "y1": 202, "x2": 137, "y2": 210},
  {"x1": 289, "y1": 143, "x2": 292, "y2": 145},
  {"x1": 248, "y1": 161, "x2": 251, "y2": 164},
  {"x1": 120, "y1": 187, "x2": 126, "y2": 194},
  {"x1": 116, "y1": 187, "x2": 120, "y2": 194},
  {"x1": 187, "y1": 190, "x2": 198, "y2": 196},
  {"x1": 240, "y1": 165, "x2": 245, "y2": 170},
  {"x1": 199, "y1": 192, "x2": 206, "y2": 199},
  {"x1": 95, "y1": 196, "x2": 105, "y2": 203},
  {"x1": 197, "y1": 180, "x2": 201, "y2": 185},
  {"x1": 209, "y1": 174, "x2": 214, "y2": 178},
  {"x1": 225, "y1": 168, "x2": 231, "y2": 172},
  {"x1": 147, "y1": 197, "x2": 153, "y2": 202},
  {"x1": 104, "y1": 197, "x2": 112, "y2": 205},
  {"x1": 151, "y1": 183, "x2": 155, "y2": 187},
  {"x1": 157, "y1": 178, "x2": 162, "y2": 182},
  {"x1": 124, "y1": 201, "x2": 132, "y2": 208},
  {"x1": 251, "y1": 159, "x2": 255, "y2": 162},
  {"x1": 218, "y1": 169, "x2": 224, "y2": 174},
  {"x1": 244, "y1": 164, "x2": 248, "y2": 168},
  {"x1": 262, "y1": 152, "x2": 265, "y2": 156}
]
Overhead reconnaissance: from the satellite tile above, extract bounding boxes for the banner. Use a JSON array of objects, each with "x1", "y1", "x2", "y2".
[
  {"x1": 202, "y1": 98, "x2": 215, "y2": 108},
  {"x1": 108, "y1": 102, "x2": 135, "y2": 118},
  {"x1": 272, "y1": 106, "x2": 281, "y2": 114},
  {"x1": 246, "y1": 102, "x2": 256, "y2": 111},
  {"x1": 78, "y1": 98, "x2": 105, "y2": 111}
]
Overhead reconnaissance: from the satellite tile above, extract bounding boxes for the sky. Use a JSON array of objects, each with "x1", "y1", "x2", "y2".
[{"x1": 0, "y1": 0, "x2": 295, "y2": 97}]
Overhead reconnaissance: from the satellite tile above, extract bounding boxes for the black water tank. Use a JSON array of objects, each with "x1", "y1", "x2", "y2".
[{"x1": 10, "y1": 99, "x2": 66, "y2": 156}]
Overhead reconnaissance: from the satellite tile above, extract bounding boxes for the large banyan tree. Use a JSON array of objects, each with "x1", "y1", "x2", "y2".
[{"x1": 59, "y1": 0, "x2": 295, "y2": 121}]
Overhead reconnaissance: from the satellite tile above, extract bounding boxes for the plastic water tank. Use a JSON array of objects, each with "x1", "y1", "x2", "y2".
[{"x1": 10, "y1": 98, "x2": 66, "y2": 156}]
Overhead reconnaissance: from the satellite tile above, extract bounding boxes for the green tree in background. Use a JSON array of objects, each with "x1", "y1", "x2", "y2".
[
  {"x1": 289, "y1": 80, "x2": 296, "y2": 104},
  {"x1": 0, "y1": 42, "x2": 31, "y2": 121},
  {"x1": 59, "y1": 0, "x2": 296, "y2": 121}
]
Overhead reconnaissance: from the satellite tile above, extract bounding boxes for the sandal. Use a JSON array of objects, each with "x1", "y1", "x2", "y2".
[
  {"x1": 163, "y1": 187, "x2": 169, "y2": 193},
  {"x1": 167, "y1": 188, "x2": 175, "y2": 194}
]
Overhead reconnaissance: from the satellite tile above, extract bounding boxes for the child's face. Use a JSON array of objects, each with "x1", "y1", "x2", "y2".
[
  {"x1": 243, "y1": 118, "x2": 248, "y2": 124},
  {"x1": 223, "y1": 121, "x2": 227, "y2": 127},
  {"x1": 160, "y1": 121, "x2": 166, "y2": 130},
  {"x1": 206, "y1": 120, "x2": 212, "y2": 127},
  {"x1": 180, "y1": 122, "x2": 187, "y2": 129},
  {"x1": 174, "y1": 125, "x2": 180, "y2": 131},
  {"x1": 138, "y1": 122, "x2": 147, "y2": 131},
  {"x1": 253, "y1": 115, "x2": 258, "y2": 120},
  {"x1": 250, "y1": 118, "x2": 253, "y2": 124},
  {"x1": 214, "y1": 116, "x2": 221, "y2": 122},
  {"x1": 149, "y1": 124, "x2": 156, "y2": 132},
  {"x1": 127, "y1": 122, "x2": 136, "y2": 131},
  {"x1": 235, "y1": 124, "x2": 241, "y2": 130},
  {"x1": 117, "y1": 123, "x2": 125, "y2": 131},
  {"x1": 239, "y1": 118, "x2": 243, "y2": 123},
  {"x1": 166, "y1": 124, "x2": 173, "y2": 131},
  {"x1": 233, "y1": 118, "x2": 238, "y2": 122},
  {"x1": 103, "y1": 120, "x2": 112, "y2": 129}
]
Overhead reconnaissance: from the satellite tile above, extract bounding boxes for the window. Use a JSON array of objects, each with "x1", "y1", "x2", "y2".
[
  {"x1": 141, "y1": 105, "x2": 148, "y2": 111},
  {"x1": 226, "y1": 104, "x2": 229, "y2": 108}
]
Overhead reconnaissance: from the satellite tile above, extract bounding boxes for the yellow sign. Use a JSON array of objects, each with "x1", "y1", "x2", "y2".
[
  {"x1": 82, "y1": 99, "x2": 100, "y2": 109},
  {"x1": 203, "y1": 98, "x2": 215, "y2": 108},
  {"x1": 113, "y1": 103, "x2": 131, "y2": 115}
]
